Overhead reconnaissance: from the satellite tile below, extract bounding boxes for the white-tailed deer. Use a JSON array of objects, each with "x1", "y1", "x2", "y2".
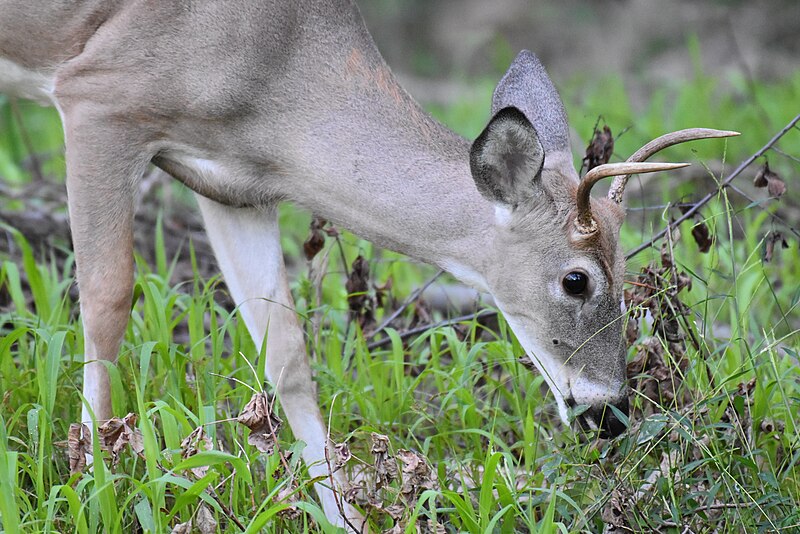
[{"x1": 1, "y1": 0, "x2": 736, "y2": 529}]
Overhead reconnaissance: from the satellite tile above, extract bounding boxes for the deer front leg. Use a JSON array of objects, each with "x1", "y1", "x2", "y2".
[
  {"x1": 61, "y1": 112, "x2": 143, "y2": 426},
  {"x1": 195, "y1": 196, "x2": 363, "y2": 531}
]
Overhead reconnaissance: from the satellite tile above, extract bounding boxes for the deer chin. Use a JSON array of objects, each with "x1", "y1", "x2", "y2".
[{"x1": 500, "y1": 313, "x2": 572, "y2": 425}]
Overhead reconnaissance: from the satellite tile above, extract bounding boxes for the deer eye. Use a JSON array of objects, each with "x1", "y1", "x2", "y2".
[{"x1": 562, "y1": 271, "x2": 588, "y2": 295}]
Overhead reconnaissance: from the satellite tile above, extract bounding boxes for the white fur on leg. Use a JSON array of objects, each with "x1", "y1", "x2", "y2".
[{"x1": 195, "y1": 196, "x2": 364, "y2": 530}]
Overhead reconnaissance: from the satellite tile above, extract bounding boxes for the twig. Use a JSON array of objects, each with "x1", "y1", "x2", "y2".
[
  {"x1": 726, "y1": 183, "x2": 800, "y2": 240},
  {"x1": 324, "y1": 395, "x2": 363, "y2": 534},
  {"x1": 369, "y1": 269, "x2": 444, "y2": 339},
  {"x1": 367, "y1": 309, "x2": 497, "y2": 351},
  {"x1": 626, "y1": 114, "x2": 800, "y2": 260}
]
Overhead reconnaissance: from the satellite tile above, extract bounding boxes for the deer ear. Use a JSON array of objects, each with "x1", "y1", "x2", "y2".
[{"x1": 469, "y1": 106, "x2": 545, "y2": 210}]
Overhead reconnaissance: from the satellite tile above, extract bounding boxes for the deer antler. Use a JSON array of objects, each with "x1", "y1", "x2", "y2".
[
  {"x1": 607, "y1": 128, "x2": 740, "y2": 203},
  {"x1": 574, "y1": 128, "x2": 740, "y2": 235},
  {"x1": 575, "y1": 162, "x2": 689, "y2": 234}
]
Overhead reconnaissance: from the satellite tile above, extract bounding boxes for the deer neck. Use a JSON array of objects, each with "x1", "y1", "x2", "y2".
[
  {"x1": 287, "y1": 93, "x2": 495, "y2": 290},
  {"x1": 266, "y1": 42, "x2": 496, "y2": 290}
]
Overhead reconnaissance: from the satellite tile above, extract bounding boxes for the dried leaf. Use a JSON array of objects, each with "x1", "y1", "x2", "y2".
[
  {"x1": 180, "y1": 426, "x2": 213, "y2": 478},
  {"x1": 753, "y1": 161, "x2": 786, "y2": 197},
  {"x1": 383, "y1": 522, "x2": 405, "y2": 534},
  {"x1": 736, "y1": 377, "x2": 757, "y2": 399},
  {"x1": 97, "y1": 413, "x2": 144, "y2": 465},
  {"x1": 763, "y1": 231, "x2": 789, "y2": 262},
  {"x1": 333, "y1": 441, "x2": 352, "y2": 472},
  {"x1": 600, "y1": 488, "x2": 630, "y2": 528},
  {"x1": 237, "y1": 391, "x2": 282, "y2": 454},
  {"x1": 425, "y1": 519, "x2": 447, "y2": 534},
  {"x1": 346, "y1": 255, "x2": 374, "y2": 327},
  {"x1": 272, "y1": 450, "x2": 294, "y2": 480},
  {"x1": 275, "y1": 482, "x2": 302, "y2": 520},
  {"x1": 67, "y1": 423, "x2": 90, "y2": 475},
  {"x1": 583, "y1": 124, "x2": 614, "y2": 171},
  {"x1": 343, "y1": 483, "x2": 365, "y2": 505},
  {"x1": 170, "y1": 521, "x2": 191, "y2": 534},
  {"x1": 195, "y1": 504, "x2": 217, "y2": 534},
  {"x1": 370, "y1": 432, "x2": 397, "y2": 488},
  {"x1": 170, "y1": 504, "x2": 216, "y2": 534},
  {"x1": 303, "y1": 216, "x2": 327, "y2": 261},
  {"x1": 760, "y1": 418, "x2": 785, "y2": 434},
  {"x1": 691, "y1": 221, "x2": 713, "y2": 253},
  {"x1": 397, "y1": 449, "x2": 437, "y2": 505}
]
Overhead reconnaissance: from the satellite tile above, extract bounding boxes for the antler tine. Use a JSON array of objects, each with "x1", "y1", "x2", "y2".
[
  {"x1": 607, "y1": 128, "x2": 740, "y2": 203},
  {"x1": 575, "y1": 162, "x2": 689, "y2": 234}
]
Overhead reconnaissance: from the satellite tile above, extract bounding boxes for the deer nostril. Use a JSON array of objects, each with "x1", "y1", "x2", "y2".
[{"x1": 552, "y1": 339, "x2": 559, "y2": 345}]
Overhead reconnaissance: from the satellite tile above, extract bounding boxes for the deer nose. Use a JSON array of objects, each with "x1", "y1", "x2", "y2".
[{"x1": 584, "y1": 397, "x2": 629, "y2": 438}]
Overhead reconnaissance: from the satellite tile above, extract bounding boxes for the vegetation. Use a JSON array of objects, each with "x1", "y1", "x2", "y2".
[{"x1": 1, "y1": 42, "x2": 798, "y2": 532}]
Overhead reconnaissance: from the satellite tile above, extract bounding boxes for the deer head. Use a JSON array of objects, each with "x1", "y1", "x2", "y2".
[{"x1": 469, "y1": 51, "x2": 737, "y2": 437}]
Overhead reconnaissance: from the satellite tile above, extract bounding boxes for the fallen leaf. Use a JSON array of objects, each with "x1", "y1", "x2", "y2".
[
  {"x1": 237, "y1": 391, "x2": 282, "y2": 454},
  {"x1": 98, "y1": 413, "x2": 144, "y2": 465},
  {"x1": 195, "y1": 504, "x2": 217, "y2": 534},
  {"x1": 426, "y1": 519, "x2": 447, "y2": 534},
  {"x1": 370, "y1": 433, "x2": 397, "y2": 489},
  {"x1": 67, "y1": 423, "x2": 90, "y2": 475},
  {"x1": 383, "y1": 522, "x2": 405, "y2": 534},
  {"x1": 180, "y1": 426, "x2": 213, "y2": 478},
  {"x1": 170, "y1": 521, "x2": 191, "y2": 534},
  {"x1": 583, "y1": 124, "x2": 614, "y2": 172},
  {"x1": 275, "y1": 481, "x2": 302, "y2": 520},
  {"x1": 397, "y1": 449, "x2": 437, "y2": 505},
  {"x1": 753, "y1": 161, "x2": 786, "y2": 197},
  {"x1": 171, "y1": 504, "x2": 216, "y2": 534}
]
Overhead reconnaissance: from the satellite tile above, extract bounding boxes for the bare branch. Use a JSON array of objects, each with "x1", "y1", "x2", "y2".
[{"x1": 627, "y1": 114, "x2": 800, "y2": 260}]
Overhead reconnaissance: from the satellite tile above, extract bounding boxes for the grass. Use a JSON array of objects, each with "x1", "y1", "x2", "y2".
[{"x1": 1, "y1": 46, "x2": 799, "y2": 532}]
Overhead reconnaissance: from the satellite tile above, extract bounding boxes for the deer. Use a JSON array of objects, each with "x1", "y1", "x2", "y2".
[{"x1": 0, "y1": 0, "x2": 737, "y2": 530}]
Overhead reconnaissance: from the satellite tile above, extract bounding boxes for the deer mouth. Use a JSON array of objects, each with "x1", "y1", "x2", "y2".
[{"x1": 568, "y1": 396, "x2": 629, "y2": 439}]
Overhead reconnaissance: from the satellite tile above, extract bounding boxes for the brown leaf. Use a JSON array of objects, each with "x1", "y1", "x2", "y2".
[
  {"x1": 736, "y1": 377, "x2": 757, "y2": 399},
  {"x1": 195, "y1": 504, "x2": 217, "y2": 534},
  {"x1": 753, "y1": 161, "x2": 786, "y2": 197},
  {"x1": 333, "y1": 441, "x2": 352, "y2": 472},
  {"x1": 275, "y1": 481, "x2": 302, "y2": 520},
  {"x1": 346, "y1": 255, "x2": 374, "y2": 327},
  {"x1": 600, "y1": 488, "x2": 630, "y2": 528},
  {"x1": 425, "y1": 519, "x2": 447, "y2": 534},
  {"x1": 170, "y1": 521, "x2": 191, "y2": 534},
  {"x1": 180, "y1": 426, "x2": 213, "y2": 479},
  {"x1": 370, "y1": 432, "x2": 397, "y2": 488},
  {"x1": 691, "y1": 221, "x2": 713, "y2": 253},
  {"x1": 97, "y1": 413, "x2": 144, "y2": 465},
  {"x1": 383, "y1": 522, "x2": 405, "y2": 534},
  {"x1": 237, "y1": 392, "x2": 282, "y2": 454},
  {"x1": 764, "y1": 231, "x2": 789, "y2": 262},
  {"x1": 397, "y1": 449, "x2": 437, "y2": 505},
  {"x1": 67, "y1": 423, "x2": 90, "y2": 475},
  {"x1": 170, "y1": 504, "x2": 216, "y2": 534},
  {"x1": 583, "y1": 124, "x2": 614, "y2": 171},
  {"x1": 303, "y1": 216, "x2": 327, "y2": 261}
]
